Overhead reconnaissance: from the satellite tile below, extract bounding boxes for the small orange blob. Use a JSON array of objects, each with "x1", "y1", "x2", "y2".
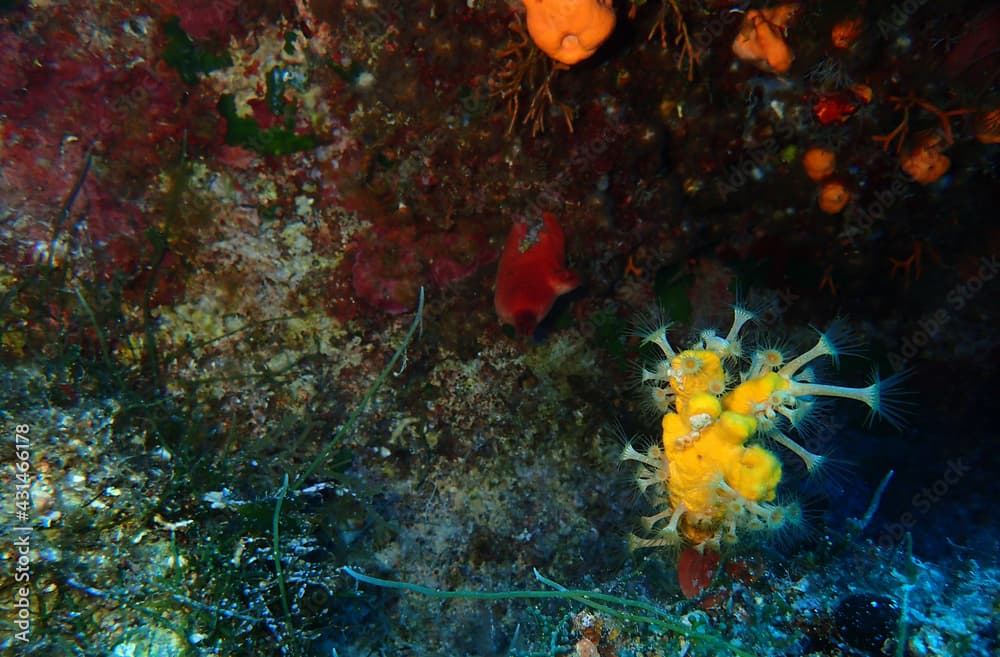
[
  {"x1": 818, "y1": 180, "x2": 850, "y2": 214},
  {"x1": 849, "y1": 83, "x2": 873, "y2": 105},
  {"x1": 831, "y1": 16, "x2": 863, "y2": 49},
  {"x1": 802, "y1": 147, "x2": 836, "y2": 181},
  {"x1": 732, "y1": 4, "x2": 798, "y2": 74},
  {"x1": 523, "y1": 0, "x2": 617, "y2": 65},
  {"x1": 495, "y1": 212, "x2": 580, "y2": 334},
  {"x1": 901, "y1": 133, "x2": 951, "y2": 185}
]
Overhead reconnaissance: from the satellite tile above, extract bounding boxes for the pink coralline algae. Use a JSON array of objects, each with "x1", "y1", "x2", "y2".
[
  {"x1": 157, "y1": 0, "x2": 244, "y2": 41},
  {"x1": 0, "y1": 5, "x2": 222, "y2": 290},
  {"x1": 351, "y1": 213, "x2": 497, "y2": 314}
]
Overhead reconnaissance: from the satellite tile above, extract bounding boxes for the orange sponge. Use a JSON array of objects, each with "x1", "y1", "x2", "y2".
[
  {"x1": 732, "y1": 5, "x2": 798, "y2": 74},
  {"x1": 523, "y1": 0, "x2": 616, "y2": 65}
]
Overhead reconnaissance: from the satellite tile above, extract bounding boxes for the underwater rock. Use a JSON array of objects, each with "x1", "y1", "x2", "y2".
[{"x1": 833, "y1": 593, "x2": 902, "y2": 656}]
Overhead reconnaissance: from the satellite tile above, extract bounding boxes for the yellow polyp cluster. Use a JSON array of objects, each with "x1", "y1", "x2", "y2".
[
  {"x1": 666, "y1": 350, "x2": 726, "y2": 412},
  {"x1": 725, "y1": 371, "x2": 790, "y2": 417},
  {"x1": 623, "y1": 307, "x2": 907, "y2": 553}
]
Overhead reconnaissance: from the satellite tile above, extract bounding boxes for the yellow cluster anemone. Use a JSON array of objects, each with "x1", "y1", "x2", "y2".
[{"x1": 624, "y1": 307, "x2": 907, "y2": 553}]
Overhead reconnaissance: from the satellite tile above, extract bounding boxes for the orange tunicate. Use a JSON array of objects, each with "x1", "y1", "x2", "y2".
[
  {"x1": 849, "y1": 83, "x2": 873, "y2": 105},
  {"x1": 901, "y1": 133, "x2": 951, "y2": 185},
  {"x1": 802, "y1": 147, "x2": 836, "y2": 181},
  {"x1": 732, "y1": 4, "x2": 799, "y2": 74},
  {"x1": 523, "y1": 0, "x2": 616, "y2": 66},
  {"x1": 831, "y1": 17, "x2": 863, "y2": 49},
  {"x1": 973, "y1": 108, "x2": 1000, "y2": 144},
  {"x1": 818, "y1": 180, "x2": 850, "y2": 214}
]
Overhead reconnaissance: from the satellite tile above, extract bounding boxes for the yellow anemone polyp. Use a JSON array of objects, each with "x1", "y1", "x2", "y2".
[
  {"x1": 523, "y1": 0, "x2": 616, "y2": 65},
  {"x1": 669, "y1": 350, "x2": 725, "y2": 406}
]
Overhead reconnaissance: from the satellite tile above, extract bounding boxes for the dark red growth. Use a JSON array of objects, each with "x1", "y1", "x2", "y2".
[
  {"x1": 494, "y1": 212, "x2": 580, "y2": 335},
  {"x1": 677, "y1": 547, "x2": 721, "y2": 599}
]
